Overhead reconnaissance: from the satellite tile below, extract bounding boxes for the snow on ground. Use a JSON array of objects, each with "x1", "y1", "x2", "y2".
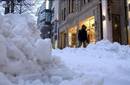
[
  {"x1": 0, "y1": 14, "x2": 75, "y2": 85},
  {"x1": 0, "y1": 14, "x2": 130, "y2": 85},
  {"x1": 53, "y1": 40, "x2": 130, "y2": 85}
]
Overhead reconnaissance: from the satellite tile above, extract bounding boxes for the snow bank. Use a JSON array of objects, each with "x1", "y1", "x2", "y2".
[
  {"x1": 35, "y1": 39, "x2": 52, "y2": 64},
  {"x1": 0, "y1": 35, "x2": 8, "y2": 65},
  {"x1": 2, "y1": 14, "x2": 129, "y2": 85},
  {"x1": 0, "y1": 14, "x2": 56, "y2": 84},
  {"x1": 0, "y1": 14, "x2": 76, "y2": 85},
  {"x1": 0, "y1": 72, "x2": 14, "y2": 85},
  {"x1": 53, "y1": 40, "x2": 130, "y2": 85},
  {"x1": 60, "y1": 75, "x2": 104, "y2": 85}
]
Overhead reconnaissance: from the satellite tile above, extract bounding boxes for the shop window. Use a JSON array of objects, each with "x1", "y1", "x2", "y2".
[
  {"x1": 72, "y1": 0, "x2": 75, "y2": 12},
  {"x1": 68, "y1": 0, "x2": 75, "y2": 13},
  {"x1": 112, "y1": 14, "x2": 121, "y2": 43},
  {"x1": 63, "y1": 8, "x2": 66, "y2": 20},
  {"x1": 68, "y1": 26, "x2": 77, "y2": 47},
  {"x1": 79, "y1": 16, "x2": 96, "y2": 43},
  {"x1": 69, "y1": 0, "x2": 71, "y2": 13},
  {"x1": 60, "y1": 32, "x2": 66, "y2": 48}
]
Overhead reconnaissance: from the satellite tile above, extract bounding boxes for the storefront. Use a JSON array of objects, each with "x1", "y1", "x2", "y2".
[
  {"x1": 59, "y1": 31, "x2": 66, "y2": 49},
  {"x1": 68, "y1": 26, "x2": 77, "y2": 47},
  {"x1": 67, "y1": 16, "x2": 96, "y2": 48},
  {"x1": 127, "y1": 0, "x2": 130, "y2": 44},
  {"x1": 58, "y1": 0, "x2": 104, "y2": 48},
  {"x1": 101, "y1": 0, "x2": 128, "y2": 44},
  {"x1": 79, "y1": 16, "x2": 96, "y2": 43}
]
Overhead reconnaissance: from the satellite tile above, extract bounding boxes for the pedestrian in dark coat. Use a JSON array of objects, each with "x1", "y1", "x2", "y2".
[{"x1": 78, "y1": 25, "x2": 88, "y2": 47}]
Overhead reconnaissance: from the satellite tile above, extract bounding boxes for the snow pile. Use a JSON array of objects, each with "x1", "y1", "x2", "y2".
[
  {"x1": 1, "y1": 14, "x2": 130, "y2": 85},
  {"x1": 0, "y1": 14, "x2": 49, "y2": 75},
  {"x1": 0, "y1": 14, "x2": 56, "y2": 84},
  {"x1": 0, "y1": 14, "x2": 77, "y2": 85},
  {"x1": 53, "y1": 40, "x2": 130, "y2": 85}
]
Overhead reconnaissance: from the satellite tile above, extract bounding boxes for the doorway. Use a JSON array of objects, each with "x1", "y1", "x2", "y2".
[
  {"x1": 68, "y1": 26, "x2": 77, "y2": 47},
  {"x1": 60, "y1": 32, "x2": 66, "y2": 48},
  {"x1": 79, "y1": 16, "x2": 96, "y2": 43},
  {"x1": 112, "y1": 14, "x2": 121, "y2": 43}
]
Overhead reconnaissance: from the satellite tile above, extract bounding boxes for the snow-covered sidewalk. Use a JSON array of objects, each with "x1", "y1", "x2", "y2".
[{"x1": 53, "y1": 41, "x2": 130, "y2": 85}]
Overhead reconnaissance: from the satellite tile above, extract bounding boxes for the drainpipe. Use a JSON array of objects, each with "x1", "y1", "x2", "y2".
[
  {"x1": 99, "y1": 0, "x2": 103, "y2": 40},
  {"x1": 124, "y1": 0, "x2": 128, "y2": 44}
]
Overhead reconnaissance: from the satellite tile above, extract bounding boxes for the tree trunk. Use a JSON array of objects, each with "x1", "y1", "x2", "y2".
[
  {"x1": 11, "y1": 0, "x2": 15, "y2": 13},
  {"x1": 4, "y1": 1, "x2": 10, "y2": 14}
]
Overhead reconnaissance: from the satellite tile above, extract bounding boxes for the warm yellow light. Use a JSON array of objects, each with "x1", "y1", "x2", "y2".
[
  {"x1": 68, "y1": 26, "x2": 77, "y2": 33},
  {"x1": 128, "y1": 0, "x2": 130, "y2": 3},
  {"x1": 68, "y1": 26, "x2": 77, "y2": 47},
  {"x1": 80, "y1": 16, "x2": 95, "y2": 30}
]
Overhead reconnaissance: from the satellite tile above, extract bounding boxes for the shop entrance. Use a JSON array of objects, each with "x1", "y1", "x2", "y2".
[
  {"x1": 60, "y1": 31, "x2": 66, "y2": 48},
  {"x1": 112, "y1": 14, "x2": 121, "y2": 43},
  {"x1": 68, "y1": 26, "x2": 77, "y2": 47},
  {"x1": 79, "y1": 16, "x2": 96, "y2": 43}
]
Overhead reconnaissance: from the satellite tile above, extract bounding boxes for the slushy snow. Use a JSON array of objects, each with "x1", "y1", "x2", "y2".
[{"x1": 0, "y1": 14, "x2": 130, "y2": 85}]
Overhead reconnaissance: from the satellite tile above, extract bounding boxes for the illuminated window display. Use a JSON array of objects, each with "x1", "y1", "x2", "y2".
[
  {"x1": 79, "y1": 16, "x2": 96, "y2": 43},
  {"x1": 66, "y1": 16, "x2": 96, "y2": 48},
  {"x1": 68, "y1": 26, "x2": 77, "y2": 47}
]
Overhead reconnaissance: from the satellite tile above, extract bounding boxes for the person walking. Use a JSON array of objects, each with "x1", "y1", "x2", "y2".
[{"x1": 78, "y1": 25, "x2": 88, "y2": 47}]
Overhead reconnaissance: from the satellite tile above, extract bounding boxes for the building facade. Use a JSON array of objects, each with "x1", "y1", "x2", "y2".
[
  {"x1": 51, "y1": 0, "x2": 60, "y2": 48},
  {"x1": 127, "y1": 0, "x2": 130, "y2": 44},
  {"x1": 37, "y1": 0, "x2": 52, "y2": 39},
  {"x1": 58, "y1": 0, "x2": 102, "y2": 48},
  {"x1": 102, "y1": 0, "x2": 128, "y2": 44},
  {"x1": 37, "y1": 1, "x2": 46, "y2": 30},
  {"x1": 58, "y1": 0, "x2": 129, "y2": 49}
]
